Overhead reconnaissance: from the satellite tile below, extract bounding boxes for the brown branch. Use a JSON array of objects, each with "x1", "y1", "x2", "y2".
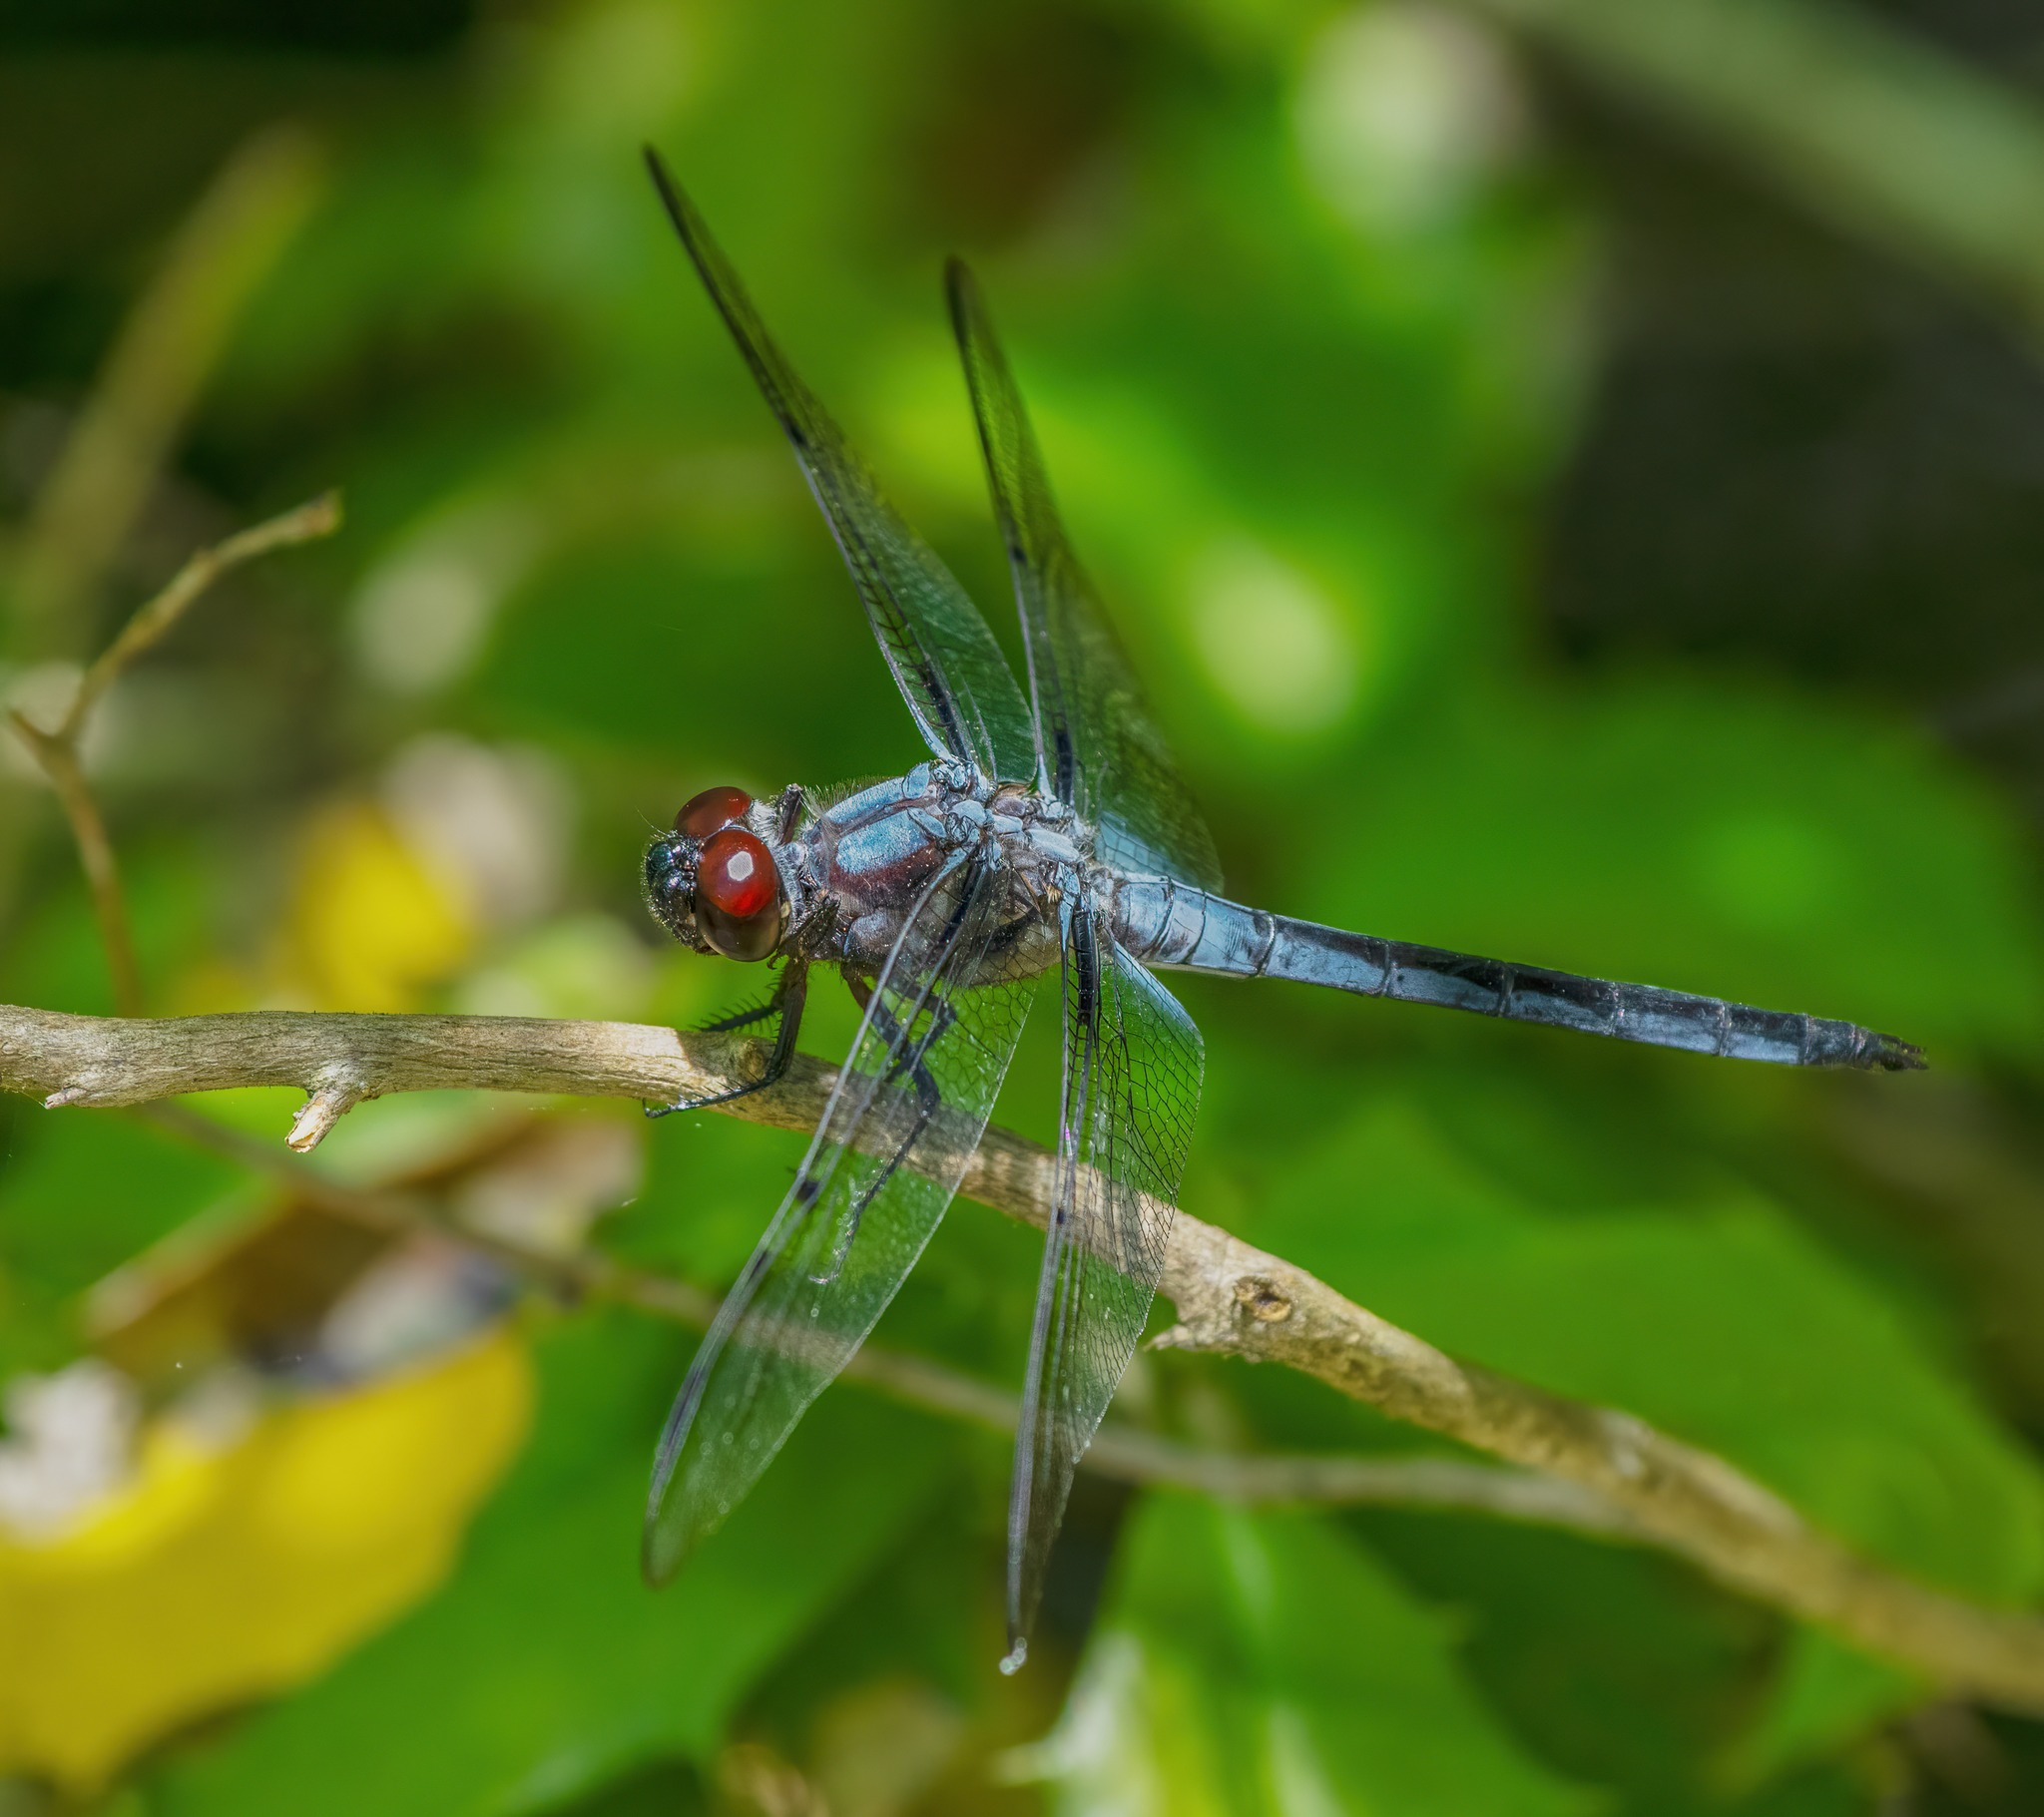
[
  {"x1": 837, "y1": 1340, "x2": 1640, "y2": 1536},
  {"x1": 5, "y1": 1002, "x2": 2044, "y2": 1710},
  {"x1": 8, "y1": 492, "x2": 342, "y2": 1016},
  {"x1": 5, "y1": 723, "x2": 141, "y2": 1015},
  {"x1": 138, "y1": 1097, "x2": 1628, "y2": 1539},
  {"x1": 58, "y1": 491, "x2": 342, "y2": 742}
]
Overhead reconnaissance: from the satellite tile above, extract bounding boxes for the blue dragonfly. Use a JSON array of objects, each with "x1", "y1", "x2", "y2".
[{"x1": 634, "y1": 150, "x2": 1923, "y2": 1670}]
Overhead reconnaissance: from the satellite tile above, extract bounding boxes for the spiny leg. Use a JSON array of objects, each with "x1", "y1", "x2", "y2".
[
  {"x1": 700, "y1": 997, "x2": 779, "y2": 1035},
  {"x1": 976, "y1": 905, "x2": 1049, "y2": 973},
  {"x1": 770, "y1": 782, "x2": 805, "y2": 845},
  {"x1": 846, "y1": 973, "x2": 951, "y2": 1110},
  {"x1": 804, "y1": 972, "x2": 953, "y2": 1284},
  {"x1": 648, "y1": 961, "x2": 810, "y2": 1118}
]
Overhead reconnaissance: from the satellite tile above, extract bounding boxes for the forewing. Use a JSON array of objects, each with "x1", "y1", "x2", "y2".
[
  {"x1": 1005, "y1": 900, "x2": 1204, "y2": 1662},
  {"x1": 947, "y1": 261, "x2": 1223, "y2": 889},
  {"x1": 645, "y1": 857, "x2": 1035, "y2": 1582},
  {"x1": 645, "y1": 152, "x2": 1036, "y2": 783}
]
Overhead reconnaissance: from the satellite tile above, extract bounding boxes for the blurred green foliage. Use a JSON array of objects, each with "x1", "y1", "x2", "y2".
[
  {"x1": 154, "y1": 1313, "x2": 956, "y2": 1817},
  {"x1": 6, "y1": 0, "x2": 2044, "y2": 1813}
]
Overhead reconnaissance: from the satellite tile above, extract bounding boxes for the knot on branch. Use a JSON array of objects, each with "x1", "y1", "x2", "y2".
[{"x1": 1233, "y1": 1274, "x2": 1293, "y2": 1324}]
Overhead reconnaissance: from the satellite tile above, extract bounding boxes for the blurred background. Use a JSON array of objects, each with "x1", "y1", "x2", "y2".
[{"x1": 6, "y1": 0, "x2": 2044, "y2": 1811}]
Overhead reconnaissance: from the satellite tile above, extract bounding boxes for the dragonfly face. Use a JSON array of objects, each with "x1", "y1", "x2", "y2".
[{"x1": 643, "y1": 784, "x2": 790, "y2": 963}]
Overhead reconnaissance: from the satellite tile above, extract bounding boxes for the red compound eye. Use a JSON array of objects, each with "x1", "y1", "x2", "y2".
[
  {"x1": 696, "y1": 827, "x2": 779, "y2": 962},
  {"x1": 700, "y1": 829, "x2": 775, "y2": 918},
  {"x1": 676, "y1": 784, "x2": 754, "y2": 840}
]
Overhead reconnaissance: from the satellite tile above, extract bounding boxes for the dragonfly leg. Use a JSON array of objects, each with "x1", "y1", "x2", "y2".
[
  {"x1": 770, "y1": 782, "x2": 806, "y2": 845},
  {"x1": 700, "y1": 996, "x2": 779, "y2": 1034},
  {"x1": 843, "y1": 973, "x2": 951, "y2": 1111},
  {"x1": 804, "y1": 975, "x2": 952, "y2": 1283},
  {"x1": 648, "y1": 962, "x2": 809, "y2": 1118}
]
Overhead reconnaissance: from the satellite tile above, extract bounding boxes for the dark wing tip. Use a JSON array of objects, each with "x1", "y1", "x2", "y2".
[
  {"x1": 642, "y1": 1366, "x2": 711, "y2": 1589},
  {"x1": 642, "y1": 144, "x2": 692, "y2": 239},
  {"x1": 642, "y1": 1448, "x2": 688, "y2": 1586},
  {"x1": 643, "y1": 1474, "x2": 716, "y2": 1588},
  {"x1": 642, "y1": 142, "x2": 675, "y2": 199},
  {"x1": 943, "y1": 255, "x2": 985, "y2": 347}
]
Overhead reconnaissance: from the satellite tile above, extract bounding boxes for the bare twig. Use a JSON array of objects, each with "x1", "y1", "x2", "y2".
[
  {"x1": 8, "y1": 493, "x2": 342, "y2": 1015},
  {"x1": 137, "y1": 1096, "x2": 1627, "y2": 1538},
  {"x1": 58, "y1": 492, "x2": 342, "y2": 742},
  {"x1": 839, "y1": 1340, "x2": 1641, "y2": 1536},
  {"x1": 490, "y1": 1206, "x2": 1636, "y2": 1534},
  {"x1": 6, "y1": 1002, "x2": 2044, "y2": 1711},
  {"x1": 5, "y1": 719, "x2": 142, "y2": 1015}
]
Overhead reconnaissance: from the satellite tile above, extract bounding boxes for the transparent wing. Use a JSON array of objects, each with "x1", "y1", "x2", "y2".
[
  {"x1": 645, "y1": 856, "x2": 1036, "y2": 1582},
  {"x1": 1004, "y1": 898, "x2": 1204, "y2": 1664},
  {"x1": 947, "y1": 260, "x2": 1224, "y2": 890},
  {"x1": 645, "y1": 151, "x2": 1036, "y2": 783}
]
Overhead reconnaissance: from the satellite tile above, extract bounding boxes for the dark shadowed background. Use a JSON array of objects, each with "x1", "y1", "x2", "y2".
[{"x1": 6, "y1": 1, "x2": 2044, "y2": 1812}]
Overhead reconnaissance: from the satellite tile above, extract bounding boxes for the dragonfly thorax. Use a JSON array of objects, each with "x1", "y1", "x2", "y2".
[{"x1": 796, "y1": 762, "x2": 1084, "y2": 979}]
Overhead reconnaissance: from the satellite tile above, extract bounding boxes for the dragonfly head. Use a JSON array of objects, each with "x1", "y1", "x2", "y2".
[{"x1": 644, "y1": 785, "x2": 787, "y2": 963}]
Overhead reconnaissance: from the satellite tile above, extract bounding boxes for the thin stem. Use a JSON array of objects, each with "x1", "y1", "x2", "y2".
[
  {"x1": 138, "y1": 1097, "x2": 1623, "y2": 1538},
  {"x1": 60, "y1": 491, "x2": 341, "y2": 740},
  {"x1": 6, "y1": 717, "x2": 143, "y2": 1016},
  {"x1": 6, "y1": 492, "x2": 342, "y2": 1016}
]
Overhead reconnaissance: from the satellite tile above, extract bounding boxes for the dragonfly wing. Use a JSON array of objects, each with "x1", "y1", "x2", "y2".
[
  {"x1": 645, "y1": 152, "x2": 1036, "y2": 784},
  {"x1": 645, "y1": 855, "x2": 1036, "y2": 1582},
  {"x1": 1004, "y1": 898, "x2": 1203, "y2": 1664},
  {"x1": 947, "y1": 261, "x2": 1223, "y2": 890}
]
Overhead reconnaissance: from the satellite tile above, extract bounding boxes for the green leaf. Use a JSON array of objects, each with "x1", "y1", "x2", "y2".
[
  {"x1": 1251, "y1": 1095, "x2": 2044, "y2": 1604},
  {"x1": 1731, "y1": 1631, "x2": 1918, "y2": 1785},
  {"x1": 1353, "y1": 1507, "x2": 1881, "y2": 1815},
  {"x1": 1019, "y1": 1493, "x2": 1596, "y2": 1817},
  {"x1": 1358, "y1": 1508, "x2": 1756, "y2": 1801},
  {"x1": 0, "y1": 1107, "x2": 248, "y2": 1371},
  {"x1": 1306, "y1": 679, "x2": 2043, "y2": 1058},
  {"x1": 153, "y1": 1309, "x2": 950, "y2": 1817},
  {"x1": 1228, "y1": 1091, "x2": 2043, "y2": 1778}
]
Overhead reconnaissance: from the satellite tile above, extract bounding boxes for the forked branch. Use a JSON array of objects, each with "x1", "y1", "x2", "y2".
[
  {"x1": 8, "y1": 491, "x2": 341, "y2": 1016},
  {"x1": 5, "y1": 1001, "x2": 2044, "y2": 1711}
]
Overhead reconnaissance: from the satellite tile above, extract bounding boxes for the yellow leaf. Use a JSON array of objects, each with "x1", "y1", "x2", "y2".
[
  {"x1": 276, "y1": 801, "x2": 473, "y2": 1010},
  {"x1": 0, "y1": 1328, "x2": 531, "y2": 1793}
]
